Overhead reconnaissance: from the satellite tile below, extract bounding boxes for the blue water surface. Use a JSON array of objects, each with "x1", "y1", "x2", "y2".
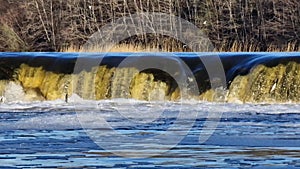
[{"x1": 0, "y1": 101, "x2": 299, "y2": 168}]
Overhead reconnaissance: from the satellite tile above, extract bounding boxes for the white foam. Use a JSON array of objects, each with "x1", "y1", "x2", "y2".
[
  {"x1": 4, "y1": 82, "x2": 26, "y2": 102},
  {"x1": 0, "y1": 96, "x2": 299, "y2": 115},
  {"x1": 0, "y1": 99, "x2": 299, "y2": 131},
  {"x1": 68, "y1": 93, "x2": 84, "y2": 103}
]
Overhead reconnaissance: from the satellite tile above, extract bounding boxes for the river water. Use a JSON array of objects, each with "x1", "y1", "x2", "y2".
[
  {"x1": 0, "y1": 99, "x2": 300, "y2": 168},
  {"x1": 0, "y1": 52, "x2": 300, "y2": 168}
]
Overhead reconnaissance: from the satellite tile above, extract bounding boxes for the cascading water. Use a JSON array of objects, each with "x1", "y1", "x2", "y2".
[
  {"x1": 228, "y1": 62, "x2": 300, "y2": 103},
  {"x1": 0, "y1": 52, "x2": 300, "y2": 103}
]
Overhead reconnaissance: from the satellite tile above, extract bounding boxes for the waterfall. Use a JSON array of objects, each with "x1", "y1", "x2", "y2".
[
  {"x1": 14, "y1": 64, "x2": 176, "y2": 101},
  {"x1": 227, "y1": 62, "x2": 300, "y2": 103},
  {"x1": 0, "y1": 52, "x2": 300, "y2": 103}
]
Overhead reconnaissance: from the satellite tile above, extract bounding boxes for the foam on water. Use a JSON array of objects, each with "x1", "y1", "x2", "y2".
[
  {"x1": 2, "y1": 96, "x2": 300, "y2": 112},
  {"x1": 0, "y1": 97, "x2": 300, "y2": 167},
  {"x1": 1, "y1": 96, "x2": 300, "y2": 131}
]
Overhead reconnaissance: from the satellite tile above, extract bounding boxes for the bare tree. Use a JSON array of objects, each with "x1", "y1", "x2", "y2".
[{"x1": 0, "y1": 0, "x2": 299, "y2": 51}]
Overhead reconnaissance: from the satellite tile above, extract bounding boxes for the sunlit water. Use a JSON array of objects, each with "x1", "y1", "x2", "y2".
[{"x1": 0, "y1": 98, "x2": 300, "y2": 168}]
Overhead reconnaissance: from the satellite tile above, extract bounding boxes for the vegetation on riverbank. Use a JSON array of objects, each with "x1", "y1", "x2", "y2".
[
  {"x1": 63, "y1": 43, "x2": 300, "y2": 53},
  {"x1": 0, "y1": 0, "x2": 299, "y2": 52}
]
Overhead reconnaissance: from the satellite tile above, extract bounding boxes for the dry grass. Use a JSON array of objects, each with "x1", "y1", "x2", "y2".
[
  {"x1": 63, "y1": 42, "x2": 300, "y2": 53},
  {"x1": 62, "y1": 40, "x2": 191, "y2": 53},
  {"x1": 63, "y1": 44, "x2": 163, "y2": 53},
  {"x1": 218, "y1": 41, "x2": 300, "y2": 52}
]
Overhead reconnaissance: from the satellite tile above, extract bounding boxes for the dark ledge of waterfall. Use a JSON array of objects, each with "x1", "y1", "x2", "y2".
[{"x1": 0, "y1": 52, "x2": 300, "y2": 91}]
